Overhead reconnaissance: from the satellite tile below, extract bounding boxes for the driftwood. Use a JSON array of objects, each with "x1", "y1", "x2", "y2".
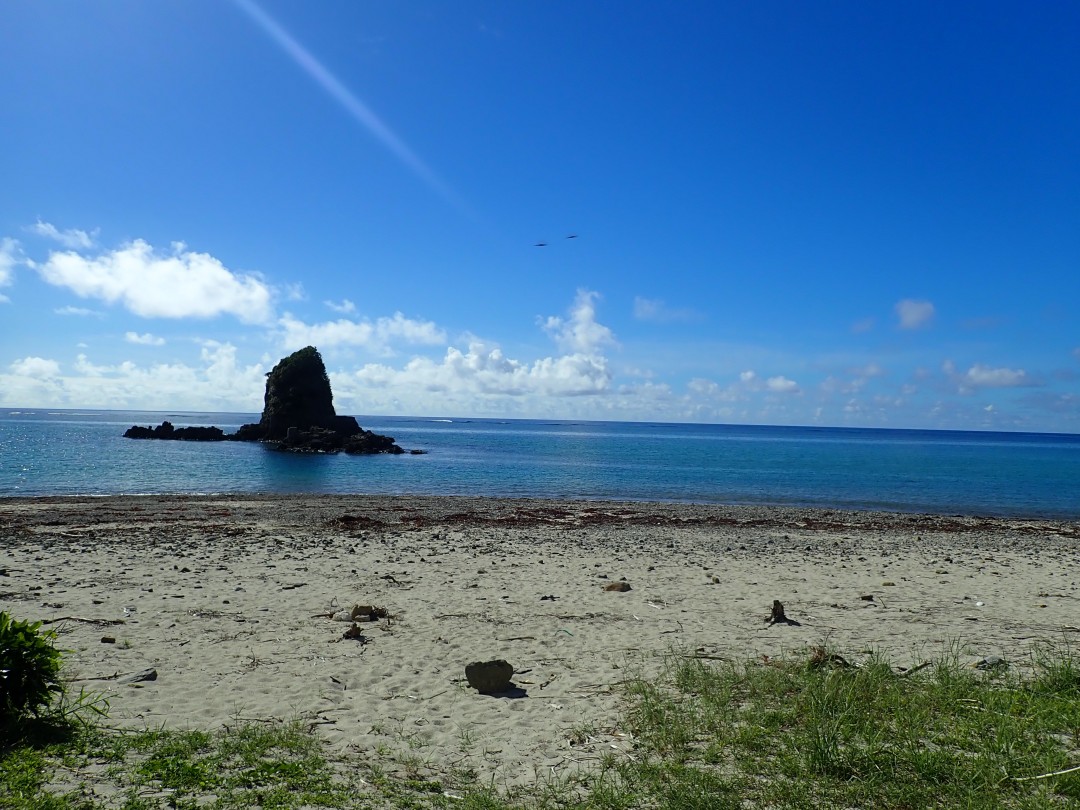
[
  {"x1": 766, "y1": 600, "x2": 801, "y2": 627},
  {"x1": 69, "y1": 667, "x2": 156, "y2": 683},
  {"x1": 808, "y1": 646, "x2": 854, "y2": 670},
  {"x1": 1013, "y1": 763, "x2": 1080, "y2": 782},
  {"x1": 899, "y1": 661, "x2": 932, "y2": 678},
  {"x1": 42, "y1": 616, "x2": 125, "y2": 626}
]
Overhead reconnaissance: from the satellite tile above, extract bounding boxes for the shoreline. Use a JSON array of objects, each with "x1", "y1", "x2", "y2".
[
  {"x1": 4, "y1": 494, "x2": 1079, "y2": 787},
  {"x1": 7, "y1": 491, "x2": 1080, "y2": 529}
]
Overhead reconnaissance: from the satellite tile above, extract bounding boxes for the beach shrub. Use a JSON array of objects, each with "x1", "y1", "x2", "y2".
[{"x1": 0, "y1": 612, "x2": 63, "y2": 728}]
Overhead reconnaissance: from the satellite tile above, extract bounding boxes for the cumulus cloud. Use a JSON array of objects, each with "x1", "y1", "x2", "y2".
[
  {"x1": 325, "y1": 298, "x2": 357, "y2": 314},
  {"x1": 325, "y1": 292, "x2": 621, "y2": 411},
  {"x1": 961, "y1": 364, "x2": 1036, "y2": 389},
  {"x1": 35, "y1": 239, "x2": 275, "y2": 324},
  {"x1": 30, "y1": 220, "x2": 97, "y2": 249},
  {"x1": 348, "y1": 340, "x2": 612, "y2": 400},
  {"x1": 278, "y1": 311, "x2": 446, "y2": 353},
  {"x1": 125, "y1": 331, "x2": 166, "y2": 346},
  {"x1": 10, "y1": 356, "x2": 61, "y2": 378},
  {"x1": 541, "y1": 289, "x2": 617, "y2": 355},
  {"x1": 851, "y1": 317, "x2": 875, "y2": 334},
  {"x1": 895, "y1": 299, "x2": 935, "y2": 330},
  {"x1": 632, "y1": 296, "x2": 700, "y2": 323},
  {"x1": 765, "y1": 375, "x2": 799, "y2": 393},
  {"x1": 0, "y1": 344, "x2": 268, "y2": 410},
  {"x1": 730, "y1": 369, "x2": 799, "y2": 394},
  {"x1": 685, "y1": 376, "x2": 748, "y2": 405},
  {"x1": 684, "y1": 369, "x2": 802, "y2": 412}
]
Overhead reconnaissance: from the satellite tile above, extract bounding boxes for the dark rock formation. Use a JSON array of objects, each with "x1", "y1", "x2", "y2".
[
  {"x1": 245, "y1": 346, "x2": 355, "y2": 441},
  {"x1": 124, "y1": 422, "x2": 226, "y2": 441},
  {"x1": 465, "y1": 659, "x2": 515, "y2": 694},
  {"x1": 124, "y1": 346, "x2": 407, "y2": 455}
]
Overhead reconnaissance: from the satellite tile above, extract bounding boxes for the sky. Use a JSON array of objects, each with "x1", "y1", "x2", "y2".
[{"x1": 1, "y1": 1, "x2": 1078, "y2": 432}]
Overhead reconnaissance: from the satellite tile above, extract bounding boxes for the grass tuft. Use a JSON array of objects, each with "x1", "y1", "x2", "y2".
[{"x1": 6, "y1": 644, "x2": 1080, "y2": 808}]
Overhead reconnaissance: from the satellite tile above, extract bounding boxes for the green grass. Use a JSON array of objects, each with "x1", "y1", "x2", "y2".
[
  {"x1": 5, "y1": 644, "x2": 1080, "y2": 808},
  {"x1": 609, "y1": 643, "x2": 1080, "y2": 809}
]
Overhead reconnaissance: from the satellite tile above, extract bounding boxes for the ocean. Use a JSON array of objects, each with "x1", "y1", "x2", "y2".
[{"x1": 1, "y1": 408, "x2": 1078, "y2": 519}]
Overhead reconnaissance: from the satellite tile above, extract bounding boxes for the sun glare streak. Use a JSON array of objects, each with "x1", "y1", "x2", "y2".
[{"x1": 232, "y1": 0, "x2": 465, "y2": 211}]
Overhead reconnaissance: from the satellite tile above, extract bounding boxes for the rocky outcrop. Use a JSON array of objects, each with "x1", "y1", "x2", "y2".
[
  {"x1": 124, "y1": 422, "x2": 226, "y2": 441},
  {"x1": 272, "y1": 425, "x2": 404, "y2": 455},
  {"x1": 245, "y1": 346, "x2": 352, "y2": 441},
  {"x1": 124, "y1": 346, "x2": 407, "y2": 455}
]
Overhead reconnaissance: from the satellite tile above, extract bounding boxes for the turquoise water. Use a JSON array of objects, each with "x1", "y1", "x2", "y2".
[{"x1": 1, "y1": 409, "x2": 1078, "y2": 518}]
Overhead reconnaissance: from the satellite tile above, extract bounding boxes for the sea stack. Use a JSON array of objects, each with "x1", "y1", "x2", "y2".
[{"x1": 125, "y1": 346, "x2": 405, "y2": 455}]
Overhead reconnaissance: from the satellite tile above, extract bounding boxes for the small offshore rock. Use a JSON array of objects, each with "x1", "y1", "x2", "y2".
[{"x1": 465, "y1": 659, "x2": 515, "y2": 694}]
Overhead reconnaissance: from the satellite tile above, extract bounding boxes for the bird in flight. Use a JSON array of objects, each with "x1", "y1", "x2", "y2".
[
  {"x1": 566, "y1": 234, "x2": 578, "y2": 239},
  {"x1": 534, "y1": 241, "x2": 547, "y2": 247}
]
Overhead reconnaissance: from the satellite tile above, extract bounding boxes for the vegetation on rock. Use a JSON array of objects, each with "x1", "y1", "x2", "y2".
[{"x1": 257, "y1": 346, "x2": 338, "y2": 440}]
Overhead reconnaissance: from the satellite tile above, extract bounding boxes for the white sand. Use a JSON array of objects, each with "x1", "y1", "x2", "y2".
[{"x1": 4, "y1": 495, "x2": 1079, "y2": 787}]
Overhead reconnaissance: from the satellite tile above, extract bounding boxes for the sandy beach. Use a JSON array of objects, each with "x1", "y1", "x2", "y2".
[{"x1": 3, "y1": 495, "x2": 1079, "y2": 788}]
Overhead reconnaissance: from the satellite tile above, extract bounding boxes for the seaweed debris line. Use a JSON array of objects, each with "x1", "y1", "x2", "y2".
[{"x1": 124, "y1": 346, "x2": 413, "y2": 455}]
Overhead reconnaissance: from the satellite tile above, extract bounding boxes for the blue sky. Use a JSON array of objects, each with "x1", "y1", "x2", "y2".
[{"x1": 2, "y1": 1, "x2": 1078, "y2": 431}]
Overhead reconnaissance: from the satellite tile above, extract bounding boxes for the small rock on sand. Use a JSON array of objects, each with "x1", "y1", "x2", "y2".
[{"x1": 465, "y1": 659, "x2": 514, "y2": 694}]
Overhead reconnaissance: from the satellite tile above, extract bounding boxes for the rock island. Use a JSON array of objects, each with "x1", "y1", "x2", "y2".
[{"x1": 124, "y1": 346, "x2": 408, "y2": 455}]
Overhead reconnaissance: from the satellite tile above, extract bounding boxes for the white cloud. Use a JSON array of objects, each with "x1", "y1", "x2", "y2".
[
  {"x1": 54, "y1": 306, "x2": 99, "y2": 316},
  {"x1": 347, "y1": 340, "x2": 613, "y2": 402},
  {"x1": 685, "y1": 369, "x2": 803, "y2": 407},
  {"x1": 685, "y1": 376, "x2": 746, "y2": 404},
  {"x1": 961, "y1": 364, "x2": 1035, "y2": 389},
  {"x1": 0, "y1": 238, "x2": 21, "y2": 301},
  {"x1": 125, "y1": 331, "x2": 166, "y2": 346},
  {"x1": 633, "y1": 296, "x2": 700, "y2": 323},
  {"x1": 895, "y1": 299, "x2": 935, "y2": 330},
  {"x1": 1073, "y1": 347, "x2": 1080, "y2": 361},
  {"x1": 10, "y1": 356, "x2": 61, "y2": 378},
  {"x1": 730, "y1": 370, "x2": 798, "y2": 394},
  {"x1": 278, "y1": 311, "x2": 446, "y2": 353},
  {"x1": 326, "y1": 292, "x2": 622, "y2": 412},
  {"x1": 0, "y1": 344, "x2": 268, "y2": 410},
  {"x1": 325, "y1": 298, "x2": 357, "y2": 314},
  {"x1": 35, "y1": 239, "x2": 275, "y2": 324},
  {"x1": 30, "y1": 220, "x2": 97, "y2": 249},
  {"x1": 541, "y1": 289, "x2": 617, "y2": 355},
  {"x1": 765, "y1": 375, "x2": 799, "y2": 393},
  {"x1": 851, "y1": 317, "x2": 875, "y2": 334}
]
